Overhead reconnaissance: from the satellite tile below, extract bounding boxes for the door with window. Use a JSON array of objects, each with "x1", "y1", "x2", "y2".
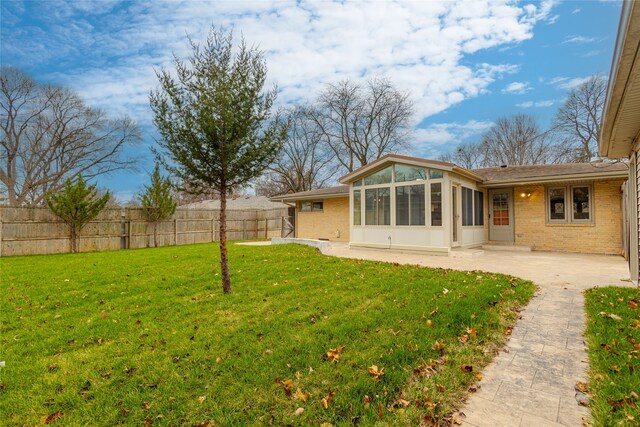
[{"x1": 488, "y1": 189, "x2": 514, "y2": 242}]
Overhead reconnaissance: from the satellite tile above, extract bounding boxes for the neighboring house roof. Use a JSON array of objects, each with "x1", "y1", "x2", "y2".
[
  {"x1": 600, "y1": 0, "x2": 640, "y2": 158},
  {"x1": 474, "y1": 162, "x2": 628, "y2": 186},
  {"x1": 338, "y1": 154, "x2": 484, "y2": 184},
  {"x1": 270, "y1": 185, "x2": 350, "y2": 203},
  {"x1": 184, "y1": 196, "x2": 287, "y2": 210}
]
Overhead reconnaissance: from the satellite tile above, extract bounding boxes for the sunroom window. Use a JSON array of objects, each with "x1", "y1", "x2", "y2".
[
  {"x1": 395, "y1": 164, "x2": 426, "y2": 182},
  {"x1": 363, "y1": 166, "x2": 393, "y2": 185},
  {"x1": 365, "y1": 188, "x2": 390, "y2": 225},
  {"x1": 396, "y1": 184, "x2": 425, "y2": 226},
  {"x1": 353, "y1": 190, "x2": 361, "y2": 225},
  {"x1": 430, "y1": 183, "x2": 442, "y2": 226}
]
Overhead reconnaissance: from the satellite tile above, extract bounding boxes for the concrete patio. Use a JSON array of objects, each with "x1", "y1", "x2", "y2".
[{"x1": 267, "y1": 239, "x2": 632, "y2": 426}]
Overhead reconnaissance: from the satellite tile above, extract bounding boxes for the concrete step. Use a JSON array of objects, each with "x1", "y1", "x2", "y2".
[
  {"x1": 449, "y1": 248, "x2": 485, "y2": 258},
  {"x1": 482, "y1": 243, "x2": 533, "y2": 252}
]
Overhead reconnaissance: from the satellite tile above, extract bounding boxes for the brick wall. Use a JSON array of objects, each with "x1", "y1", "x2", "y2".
[
  {"x1": 296, "y1": 197, "x2": 350, "y2": 241},
  {"x1": 513, "y1": 180, "x2": 624, "y2": 255}
]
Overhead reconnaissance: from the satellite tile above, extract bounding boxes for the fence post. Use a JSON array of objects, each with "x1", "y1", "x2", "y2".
[
  {"x1": 265, "y1": 218, "x2": 268, "y2": 239},
  {"x1": 174, "y1": 218, "x2": 178, "y2": 245},
  {"x1": 211, "y1": 218, "x2": 215, "y2": 242},
  {"x1": 127, "y1": 220, "x2": 132, "y2": 249},
  {"x1": 281, "y1": 217, "x2": 284, "y2": 238},
  {"x1": 242, "y1": 219, "x2": 246, "y2": 240}
]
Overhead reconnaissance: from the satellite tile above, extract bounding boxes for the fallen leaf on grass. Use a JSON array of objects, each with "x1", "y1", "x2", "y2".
[
  {"x1": 377, "y1": 403, "x2": 383, "y2": 419},
  {"x1": 326, "y1": 345, "x2": 345, "y2": 363},
  {"x1": 363, "y1": 395, "x2": 371, "y2": 408},
  {"x1": 432, "y1": 341, "x2": 446, "y2": 350},
  {"x1": 628, "y1": 300, "x2": 638, "y2": 310},
  {"x1": 466, "y1": 327, "x2": 477, "y2": 338},
  {"x1": 198, "y1": 396, "x2": 206, "y2": 404},
  {"x1": 293, "y1": 388, "x2": 308, "y2": 402},
  {"x1": 294, "y1": 407, "x2": 304, "y2": 416},
  {"x1": 40, "y1": 411, "x2": 63, "y2": 424},
  {"x1": 599, "y1": 311, "x2": 622, "y2": 320},
  {"x1": 458, "y1": 334, "x2": 469, "y2": 344},
  {"x1": 280, "y1": 379, "x2": 293, "y2": 396},
  {"x1": 430, "y1": 307, "x2": 438, "y2": 316},
  {"x1": 321, "y1": 398, "x2": 328, "y2": 409},
  {"x1": 460, "y1": 365, "x2": 473, "y2": 373},
  {"x1": 575, "y1": 382, "x2": 588, "y2": 393},
  {"x1": 436, "y1": 384, "x2": 445, "y2": 393},
  {"x1": 474, "y1": 373, "x2": 483, "y2": 380},
  {"x1": 574, "y1": 390, "x2": 592, "y2": 407},
  {"x1": 505, "y1": 326, "x2": 513, "y2": 335},
  {"x1": 368, "y1": 365, "x2": 384, "y2": 381}
]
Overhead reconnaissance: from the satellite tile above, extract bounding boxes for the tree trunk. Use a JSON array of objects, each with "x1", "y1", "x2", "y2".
[
  {"x1": 153, "y1": 221, "x2": 158, "y2": 247},
  {"x1": 70, "y1": 225, "x2": 77, "y2": 253},
  {"x1": 219, "y1": 184, "x2": 232, "y2": 293}
]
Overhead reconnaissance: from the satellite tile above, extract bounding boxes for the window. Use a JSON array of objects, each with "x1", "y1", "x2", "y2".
[
  {"x1": 365, "y1": 188, "x2": 390, "y2": 225},
  {"x1": 395, "y1": 164, "x2": 426, "y2": 182},
  {"x1": 462, "y1": 187, "x2": 473, "y2": 226},
  {"x1": 430, "y1": 183, "x2": 442, "y2": 226},
  {"x1": 572, "y1": 186, "x2": 590, "y2": 221},
  {"x1": 353, "y1": 190, "x2": 361, "y2": 225},
  {"x1": 548, "y1": 187, "x2": 566, "y2": 221},
  {"x1": 546, "y1": 185, "x2": 593, "y2": 223},
  {"x1": 300, "y1": 201, "x2": 323, "y2": 212},
  {"x1": 364, "y1": 166, "x2": 393, "y2": 185},
  {"x1": 353, "y1": 180, "x2": 362, "y2": 187},
  {"x1": 429, "y1": 170, "x2": 444, "y2": 179},
  {"x1": 396, "y1": 185, "x2": 425, "y2": 226},
  {"x1": 474, "y1": 190, "x2": 484, "y2": 226},
  {"x1": 492, "y1": 193, "x2": 510, "y2": 225}
]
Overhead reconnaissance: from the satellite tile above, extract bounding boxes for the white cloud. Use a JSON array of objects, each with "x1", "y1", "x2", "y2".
[
  {"x1": 413, "y1": 120, "x2": 493, "y2": 147},
  {"x1": 516, "y1": 99, "x2": 555, "y2": 108},
  {"x1": 502, "y1": 81, "x2": 531, "y2": 94},
  {"x1": 582, "y1": 50, "x2": 600, "y2": 58},
  {"x1": 563, "y1": 35, "x2": 598, "y2": 44},
  {"x1": 548, "y1": 76, "x2": 591, "y2": 90},
  {"x1": 572, "y1": 8, "x2": 582, "y2": 14},
  {"x1": 4, "y1": 0, "x2": 558, "y2": 128}
]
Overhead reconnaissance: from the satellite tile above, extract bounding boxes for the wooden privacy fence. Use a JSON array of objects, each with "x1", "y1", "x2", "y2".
[{"x1": 0, "y1": 206, "x2": 288, "y2": 257}]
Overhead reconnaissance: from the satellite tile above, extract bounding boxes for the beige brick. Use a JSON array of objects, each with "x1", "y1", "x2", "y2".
[
  {"x1": 510, "y1": 181, "x2": 623, "y2": 255},
  {"x1": 296, "y1": 197, "x2": 350, "y2": 241}
]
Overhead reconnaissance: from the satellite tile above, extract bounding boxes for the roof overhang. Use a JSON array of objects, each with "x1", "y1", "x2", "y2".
[
  {"x1": 270, "y1": 192, "x2": 348, "y2": 203},
  {"x1": 600, "y1": 0, "x2": 640, "y2": 158},
  {"x1": 481, "y1": 169, "x2": 628, "y2": 188},
  {"x1": 338, "y1": 154, "x2": 484, "y2": 184}
]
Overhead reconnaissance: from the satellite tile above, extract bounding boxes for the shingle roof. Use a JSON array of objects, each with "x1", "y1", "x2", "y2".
[{"x1": 473, "y1": 162, "x2": 628, "y2": 184}]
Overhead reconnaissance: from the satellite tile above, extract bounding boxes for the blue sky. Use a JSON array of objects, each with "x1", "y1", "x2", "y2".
[{"x1": 1, "y1": 0, "x2": 623, "y2": 201}]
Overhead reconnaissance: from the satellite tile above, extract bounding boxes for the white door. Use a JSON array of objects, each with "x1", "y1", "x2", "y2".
[{"x1": 488, "y1": 189, "x2": 514, "y2": 242}]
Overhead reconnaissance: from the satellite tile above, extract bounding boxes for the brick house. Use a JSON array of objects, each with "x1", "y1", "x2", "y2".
[
  {"x1": 272, "y1": 154, "x2": 627, "y2": 255},
  {"x1": 599, "y1": 0, "x2": 640, "y2": 280}
]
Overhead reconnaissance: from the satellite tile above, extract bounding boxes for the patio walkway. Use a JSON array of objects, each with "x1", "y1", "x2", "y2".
[{"x1": 311, "y1": 242, "x2": 631, "y2": 426}]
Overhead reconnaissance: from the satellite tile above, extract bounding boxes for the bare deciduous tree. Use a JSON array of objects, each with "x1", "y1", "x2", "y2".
[
  {"x1": 552, "y1": 75, "x2": 606, "y2": 162},
  {"x1": 0, "y1": 66, "x2": 141, "y2": 206},
  {"x1": 480, "y1": 114, "x2": 558, "y2": 166},
  {"x1": 267, "y1": 106, "x2": 335, "y2": 194},
  {"x1": 441, "y1": 114, "x2": 569, "y2": 169},
  {"x1": 438, "y1": 141, "x2": 488, "y2": 170},
  {"x1": 309, "y1": 77, "x2": 413, "y2": 173}
]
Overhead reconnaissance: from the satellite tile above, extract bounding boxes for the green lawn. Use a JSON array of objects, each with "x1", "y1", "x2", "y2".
[
  {"x1": 1, "y1": 243, "x2": 534, "y2": 426},
  {"x1": 584, "y1": 286, "x2": 640, "y2": 427}
]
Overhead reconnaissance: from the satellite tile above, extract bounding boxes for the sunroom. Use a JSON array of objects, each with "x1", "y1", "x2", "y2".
[{"x1": 339, "y1": 154, "x2": 486, "y2": 253}]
